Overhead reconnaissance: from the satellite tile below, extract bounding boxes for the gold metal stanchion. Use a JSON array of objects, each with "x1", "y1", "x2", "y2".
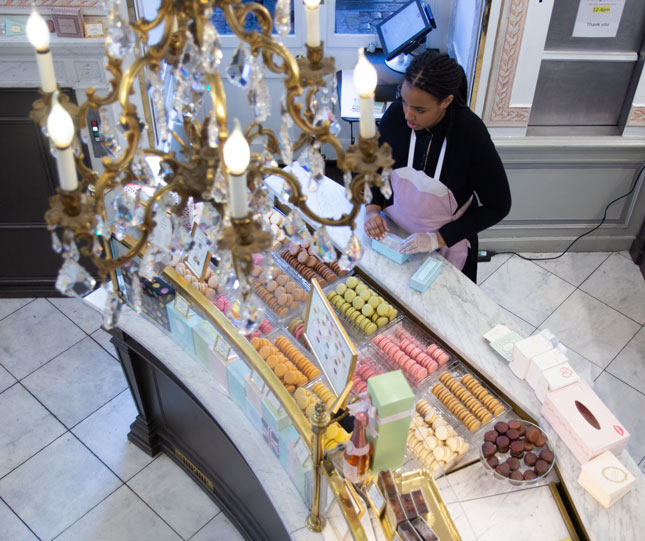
[{"x1": 307, "y1": 401, "x2": 330, "y2": 532}]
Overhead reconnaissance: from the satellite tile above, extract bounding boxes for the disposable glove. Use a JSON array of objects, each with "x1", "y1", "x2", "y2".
[{"x1": 399, "y1": 232, "x2": 440, "y2": 254}]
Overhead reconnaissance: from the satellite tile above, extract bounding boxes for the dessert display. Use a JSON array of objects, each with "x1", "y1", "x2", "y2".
[
  {"x1": 274, "y1": 335, "x2": 321, "y2": 380},
  {"x1": 351, "y1": 355, "x2": 385, "y2": 395},
  {"x1": 250, "y1": 336, "x2": 313, "y2": 393},
  {"x1": 172, "y1": 259, "x2": 221, "y2": 300},
  {"x1": 212, "y1": 294, "x2": 274, "y2": 339},
  {"x1": 250, "y1": 264, "x2": 308, "y2": 318},
  {"x1": 325, "y1": 276, "x2": 398, "y2": 336},
  {"x1": 311, "y1": 381, "x2": 337, "y2": 409},
  {"x1": 279, "y1": 241, "x2": 346, "y2": 285},
  {"x1": 431, "y1": 371, "x2": 505, "y2": 432},
  {"x1": 407, "y1": 399, "x2": 469, "y2": 473},
  {"x1": 262, "y1": 209, "x2": 289, "y2": 251},
  {"x1": 480, "y1": 419, "x2": 555, "y2": 483}
]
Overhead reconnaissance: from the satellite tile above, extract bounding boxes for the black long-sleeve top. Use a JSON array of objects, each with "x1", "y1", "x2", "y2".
[{"x1": 371, "y1": 101, "x2": 511, "y2": 247}]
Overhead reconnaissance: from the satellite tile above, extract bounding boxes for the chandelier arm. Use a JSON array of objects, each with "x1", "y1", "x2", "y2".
[
  {"x1": 130, "y1": 0, "x2": 173, "y2": 38},
  {"x1": 316, "y1": 132, "x2": 346, "y2": 167},
  {"x1": 169, "y1": 128, "x2": 189, "y2": 152},
  {"x1": 84, "y1": 59, "x2": 124, "y2": 112},
  {"x1": 207, "y1": 70, "x2": 229, "y2": 149}
]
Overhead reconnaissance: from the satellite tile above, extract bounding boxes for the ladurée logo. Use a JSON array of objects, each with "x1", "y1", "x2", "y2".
[{"x1": 559, "y1": 366, "x2": 573, "y2": 378}]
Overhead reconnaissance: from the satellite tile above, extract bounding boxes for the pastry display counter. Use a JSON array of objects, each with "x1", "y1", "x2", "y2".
[{"x1": 85, "y1": 165, "x2": 645, "y2": 540}]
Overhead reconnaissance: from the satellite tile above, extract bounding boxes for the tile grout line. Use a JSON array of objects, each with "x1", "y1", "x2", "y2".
[
  {"x1": 45, "y1": 297, "x2": 104, "y2": 339},
  {"x1": 0, "y1": 495, "x2": 43, "y2": 541},
  {"x1": 0, "y1": 298, "x2": 38, "y2": 324},
  {"x1": 526, "y1": 251, "x2": 612, "y2": 290},
  {"x1": 187, "y1": 510, "x2": 224, "y2": 540}
]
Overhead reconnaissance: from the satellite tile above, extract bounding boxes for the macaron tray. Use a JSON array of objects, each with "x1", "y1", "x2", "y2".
[
  {"x1": 323, "y1": 276, "x2": 400, "y2": 344},
  {"x1": 249, "y1": 330, "x2": 339, "y2": 413},
  {"x1": 427, "y1": 363, "x2": 509, "y2": 434},
  {"x1": 276, "y1": 240, "x2": 348, "y2": 287},
  {"x1": 405, "y1": 397, "x2": 472, "y2": 476},
  {"x1": 365, "y1": 320, "x2": 454, "y2": 391}
]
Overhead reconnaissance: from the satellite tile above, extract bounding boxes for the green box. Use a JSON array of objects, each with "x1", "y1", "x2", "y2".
[
  {"x1": 367, "y1": 370, "x2": 415, "y2": 472},
  {"x1": 192, "y1": 320, "x2": 219, "y2": 369}
]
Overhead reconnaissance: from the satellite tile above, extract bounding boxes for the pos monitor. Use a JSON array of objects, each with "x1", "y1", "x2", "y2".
[{"x1": 376, "y1": 0, "x2": 436, "y2": 73}]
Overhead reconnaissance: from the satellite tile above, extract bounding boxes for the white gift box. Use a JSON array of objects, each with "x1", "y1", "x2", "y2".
[
  {"x1": 510, "y1": 333, "x2": 554, "y2": 379},
  {"x1": 526, "y1": 346, "x2": 569, "y2": 390},
  {"x1": 578, "y1": 451, "x2": 635, "y2": 508},
  {"x1": 535, "y1": 361, "x2": 580, "y2": 403}
]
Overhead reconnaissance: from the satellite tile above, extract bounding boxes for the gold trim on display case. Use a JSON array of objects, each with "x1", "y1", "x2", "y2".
[{"x1": 470, "y1": 0, "x2": 492, "y2": 111}]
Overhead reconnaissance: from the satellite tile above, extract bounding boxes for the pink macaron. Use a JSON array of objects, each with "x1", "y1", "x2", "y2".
[
  {"x1": 416, "y1": 366, "x2": 428, "y2": 380},
  {"x1": 437, "y1": 352, "x2": 450, "y2": 365},
  {"x1": 393, "y1": 351, "x2": 405, "y2": 364},
  {"x1": 431, "y1": 348, "x2": 444, "y2": 361},
  {"x1": 373, "y1": 334, "x2": 385, "y2": 346},
  {"x1": 426, "y1": 343, "x2": 438, "y2": 355}
]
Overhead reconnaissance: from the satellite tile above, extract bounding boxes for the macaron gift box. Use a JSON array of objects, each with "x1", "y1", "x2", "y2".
[
  {"x1": 409, "y1": 257, "x2": 442, "y2": 293},
  {"x1": 535, "y1": 361, "x2": 579, "y2": 403},
  {"x1": 367, "y1": 370, "x2": 416, "y2": 472},
  {"x1": 191, "y1": 320, "x2": 219, "y2": 370},
  {"x1": 526, "y1": 346, "x2": 568, "y2": 390},
  {"x1": 510, "y1": 331, "x2": 556, "y2": 379},
  {"x1": 577, "y1": 450, "x2": 636, "y2": 508},
  {"x1": 371, "y1": 233, "x2": 410, "y2": 264},
  {"x1": 226, "y1": 358, "x2": 251, "y2": 409},
  {"x1": 167, "y1": 302, "x2": 200, "y2": 355},
  {"x1": 541, "y1": 380, "x2": 630, "y2": 463}
]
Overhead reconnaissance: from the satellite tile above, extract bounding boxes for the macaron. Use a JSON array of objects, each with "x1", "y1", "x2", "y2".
[{"x1": 346, "y1": 277, "x2": 358, "y2": 289}]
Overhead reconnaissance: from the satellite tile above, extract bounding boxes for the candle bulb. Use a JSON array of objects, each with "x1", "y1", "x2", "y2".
[
  {"x1": 353, "y1": 48, "x2": 378, "y2": 139},
  {"x1": 303, "y1": 0, "x2": 321, "y2": 47},
  {"x1": 26, "y1": 8, "x2": 57, "y2": 93},
  {"x1": 47, "y1": 91, "x2": 78, "y2": 191},
  {"x1": 223, "y1": 118, "x2": 250, "y2": 219}
]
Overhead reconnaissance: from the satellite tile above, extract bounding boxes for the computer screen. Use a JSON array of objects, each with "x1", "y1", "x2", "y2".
[{"x1": 376, "y1": 0, "x2": 433, "y2": 61}]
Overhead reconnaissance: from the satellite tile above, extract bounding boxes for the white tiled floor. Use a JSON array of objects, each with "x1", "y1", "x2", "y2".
[{"x1": 0, "y1": 251, "x2": 643, "y2": 540}]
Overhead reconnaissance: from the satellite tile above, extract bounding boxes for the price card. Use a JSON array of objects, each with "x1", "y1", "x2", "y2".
[
  {"x1": 303, "y1": 279, "x2": 357, "y2": 397},
  {"x1": 250, "y1": 369, "x2": 266, "y2": 393},
  {"x1": 213, "y1": 334, "x2": 231, "y2": 359},
  {"x1": 150, "y1": 210, "x2": 172, "y2": 248},
  {"x1": 185, "y1": 226, "x2": 211, "y2": 281},
  {"x1": 366, "y1": 481, "x2": 387, "y2": 516},
  {"x1": 266, "y1": 391, "x2": 283, "y2": 412},
  {"x1": 174, "y1": 295, "x2": 191, "y2": 318}
]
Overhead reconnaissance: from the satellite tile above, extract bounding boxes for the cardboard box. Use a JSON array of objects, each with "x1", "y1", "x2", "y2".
[
  {"x1": 535, "y1": 361, "x2": 579, "y2": 403},
  {"x1": 526, "y1": 346, "x2": 568, "y2": 390},
  {"x1": 226, "y1": 358, "x2": 251, "y2": 409},
  {"x1": 578, "y1": 451, "x2": 635, "y2": 508},
  {"x1": 367, "y1": 370, "x2": 415, "y2": 472},
  {"x1": 541, "y1": 380, "x2": 630, "y2": 463},
  {"x1": 192, "y1": 320, "x2": 219, "y2": 369},
  {"x1": 167, "y1": 302, "x2": 200, "y2": 355},
  {"x1": 409, "y1": 257, "x2": 442, "y2": 293},
  {"x1": 510, "y1": 333, "x2": 554, "y2": 379},
  {"x1": 372, "y1": 233, "x2": 409, "y2": 264}
]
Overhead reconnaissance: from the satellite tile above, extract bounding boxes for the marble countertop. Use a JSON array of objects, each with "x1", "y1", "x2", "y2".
[{"x1": 286, "y1": 168, "x2": 645, "y2": 541}]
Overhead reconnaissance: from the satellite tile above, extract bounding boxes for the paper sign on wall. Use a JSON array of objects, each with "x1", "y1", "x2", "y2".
[{"x1": 573, "y1": 0, "x2": 626, "y2": 38}]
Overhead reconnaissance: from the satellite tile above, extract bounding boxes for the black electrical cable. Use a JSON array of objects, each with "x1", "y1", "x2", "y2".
[{"x1": 488, "y1": 162, "x2": 645, "y2": 262}]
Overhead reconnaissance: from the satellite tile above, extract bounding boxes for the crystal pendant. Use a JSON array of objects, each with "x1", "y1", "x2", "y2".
[
  {"x1": 62, "y1": 229, "x2": 80, "y2": 261},
  {"x1": 92, "y1": 237, "x2": 103, "y2": 258},
  {"x1": 111, "y1": 188, "x2": 138, "y2": 240},
  {"x1": 380, "y1": 168, "x2": 393, "y2": 199},
  {"x1": 210, "y1": 168, "x2": 228, "y2": 203},
  {"x1": 248, "y1": 55, "x2": 271, "y2": 121},
  {"x1": 207, "y1": 111, "x2": 219, "y2": 148},
  {"x1": 198, "y1": 202, "x2": 223, "y2": 243},
  {"x1": 131, "y1": 274, "x2": 143, "y2": 313},
  {"x1": 308, "y1": 149, "x2": 325, "y2": 192},
  {"x1": 201, "y1": 10, "x2": 223, "y2": 74},
  {"x1": 363, "y1": 185, "x2": 372, "y2": 204},
  {"x1": 51, "y1": 230, "x2": 62, "y2": 254},
  {"x1": 250, "y1": 185, "x2": 273, "y2": 215},
  {"x1": 275, "y1": 0, "x2": 291, "y2": 37},
  {"x1": 297, "y1": 144, "x2": 312, "y2": 169},
  {"x1": 343, "y1": 170, "x2": 353, "y2": 199},
  {"x1": 262, "y1": 253, "x2": 278, "y2": 281},
  {"x1": 178, "y1": 35, "x2": 207, "y2": 99},
  {"x1": 56, "y1": 259, "x2": 96, "y2": 297},
  {"x1": 279, "y1": 181, "x2": 293, "y2": 205},
  {"x1": 103, "y1": 289, "x2": 122, "y2": 330},
  {"x1": 289, "y1": 212, "x2": 312, "y2": 245},
  {"x1": 99, "y1": 107, "x2": 122, "y2": 158},
  {"x1": 230, "y1": 294, "x2": 265, "y2": 335},
  {"x1": 279, "y1": 117, "x2": 293, "y2": 166},
  {"x1": 227, "y1": 43, "x2": 252, "y2": 88},
  {"x1": 106, "y1": 15, "x2": 134, "y2": 60},
  {"x1": 312, "y1": 226, "x2": 336, "y2": 263},
  {"x1": 131, "y1": 150, "x2": 154, "y2": 185},
  {"x1": 330, "y1": 75, "x2": 338, "y2": 105},
  {"x1": 339, "y1": 233, "x2": 362, "y2": 271}
]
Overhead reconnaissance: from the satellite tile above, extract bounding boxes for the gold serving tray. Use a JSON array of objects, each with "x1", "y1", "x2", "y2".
[{"x1": 382, "y1": 469, "x2": 461, "y2": 541}]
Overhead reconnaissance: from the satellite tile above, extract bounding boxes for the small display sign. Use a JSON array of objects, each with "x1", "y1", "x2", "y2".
[
  {"x1": 303, "y1": 279, "x2": 357, "y2": 397},
  {"x1": 573, "y1": 0, "x2": 626, "y2": 38}
]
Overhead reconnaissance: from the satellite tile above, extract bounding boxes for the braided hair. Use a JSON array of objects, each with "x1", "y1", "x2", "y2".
[{"x1": 404, "y1": 51, "x2": 468, "y2": 108}]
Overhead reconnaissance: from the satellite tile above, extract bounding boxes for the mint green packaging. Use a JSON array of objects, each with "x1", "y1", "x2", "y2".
[
  {"x1": 191, "y1": 320, "x2": 219, "y2": 369},
  {"x1": 367, "y1": 370, "x2": 415, "y2": 472}
]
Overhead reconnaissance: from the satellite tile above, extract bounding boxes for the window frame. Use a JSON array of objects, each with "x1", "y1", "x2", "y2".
[{"x1": 324, "y1": 0, "x2": 381, "y2": 48}]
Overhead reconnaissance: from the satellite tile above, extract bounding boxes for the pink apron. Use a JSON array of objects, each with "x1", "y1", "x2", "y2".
[{"x1": 384, "y1": 131, "x2": 472, "y2": 270}]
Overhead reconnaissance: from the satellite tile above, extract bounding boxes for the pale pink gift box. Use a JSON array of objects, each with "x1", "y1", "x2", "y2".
[
  {"x1": 510, "y1": 331, "x2": 555, "y2": 379},
  {"x1": 541, "y1": 380, "x2": 630, "y2": 463},
  {"x1": 526, "y1": 346, "x2": 568, "y2": 391},
  {"x1": 535, "y1": 361, "x2": 579, "y2": 403},
  {"x1": 578, "y1": 450, "x2": 635, "y2": 508}
]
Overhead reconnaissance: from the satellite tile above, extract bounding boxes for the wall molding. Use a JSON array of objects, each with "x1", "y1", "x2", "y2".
[{"x1": 483, "y1": 0, "x2": 531, "y2": 126}]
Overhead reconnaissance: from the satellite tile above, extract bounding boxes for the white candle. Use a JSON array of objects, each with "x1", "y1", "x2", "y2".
[
  {"x1": 47, "y1": 92, "x2": 78, "y2": 191},
  {"x1": 304, "y1": 0, "x2": 321, "y2": 47},
  {"x1": 26, "y1": 9, "x2": 57, "y2": 93},
  {"x1": 353, "y1": 48, "x2": 378, "y2": 139},
  {"x1": 223, "y1": 119, "x2": 250, "y2": 219}
]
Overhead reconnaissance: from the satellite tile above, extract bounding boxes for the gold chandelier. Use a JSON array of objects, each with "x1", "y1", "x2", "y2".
[{"x1": 27, "y1": 0, "x2": 394, "y2": 331}]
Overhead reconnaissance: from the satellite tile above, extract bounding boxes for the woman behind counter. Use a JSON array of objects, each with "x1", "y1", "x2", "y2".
[{"x1": 364, "y1": 51, "x2": 511, "y2": 283}]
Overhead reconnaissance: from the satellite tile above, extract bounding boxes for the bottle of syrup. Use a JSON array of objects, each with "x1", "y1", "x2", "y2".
[{"x1": 343, "y1": 412, "x2": 370, "y2": 483}]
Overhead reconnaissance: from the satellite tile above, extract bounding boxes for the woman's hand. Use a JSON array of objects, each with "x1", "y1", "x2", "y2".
[
  {"x1": 399, "y1": 232, "x2": 445, "y2": 254},
  {"x1": 364, "y1": 205, "x2": 389, "y2": 240}
]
